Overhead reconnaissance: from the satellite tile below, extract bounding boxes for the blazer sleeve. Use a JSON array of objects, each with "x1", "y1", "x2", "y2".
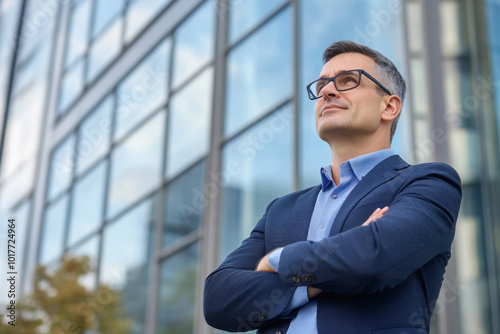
[
  {"x1": 277, "y1": 163, "x2": 462, "y2": 294},
  {"x1": 203, "y1": 199, "x2": 297, "y2": 332}
]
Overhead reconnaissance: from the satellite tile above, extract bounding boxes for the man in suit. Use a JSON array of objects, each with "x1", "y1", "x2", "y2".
[{"x1": 204, "y1": 40, "x2": 462, "y2": 334}]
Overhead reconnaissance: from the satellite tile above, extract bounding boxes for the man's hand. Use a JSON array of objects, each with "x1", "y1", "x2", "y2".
[
  {"x1": 307, "y1": 286, "x2": 323, "y2": 299},
  {"x1": 256, "y1": 249, "x2": 324, "y2": 299},
  {"x1": 362, "y1": 206, "x2": 389, "y2": 226},
  {"x1": 255, "y1": 249, "x2": 278, "y2": 273}
]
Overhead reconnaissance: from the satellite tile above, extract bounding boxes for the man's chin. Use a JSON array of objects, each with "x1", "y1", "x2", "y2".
[{"x1": 317, "y1": 125, "x2": 351, "y2": 142}]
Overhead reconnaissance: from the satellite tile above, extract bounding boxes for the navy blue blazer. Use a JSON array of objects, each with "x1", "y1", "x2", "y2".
[{"x1": 204, "y1": 155, "x2": 462, "y2": 334}]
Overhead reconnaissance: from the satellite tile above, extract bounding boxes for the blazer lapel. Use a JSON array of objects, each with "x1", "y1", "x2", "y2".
[
  {"x1": 329, "y1": 155, "x2": 410, "y2": 236},
  {"x1": 285, "y1": 185, "x2": 321, "y2": 244}
]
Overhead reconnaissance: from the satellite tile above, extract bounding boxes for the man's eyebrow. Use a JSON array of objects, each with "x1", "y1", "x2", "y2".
[{"x1": 318, "y1": 69, "x2": 348, "y2": 79}]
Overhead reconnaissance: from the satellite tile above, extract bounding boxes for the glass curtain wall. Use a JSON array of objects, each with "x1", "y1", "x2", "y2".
[
  {"x1": 0, "y1": 0, "x2": 22, "y2": 118},
  {"x1": 38, "y1": 0, "x2": 215, "y2": 332},
  {"x1": 484, "y1": 1, "x2": 500, "y2": 334},
  {"x1": 439, "y1": 0, "x2": 500, "y2": 333},
  {"x1": 0, "y1": 0, "x2": 58, "y2": 296},
  {"x1": 220, "y1": 2, "x2": 294, "y2": 259},
  {"x1": 57, "y1": 0, "x2": 173, "y2": 116},
  {"x1": 2, "y1": 0, "x2": 500, "y2": 333}
]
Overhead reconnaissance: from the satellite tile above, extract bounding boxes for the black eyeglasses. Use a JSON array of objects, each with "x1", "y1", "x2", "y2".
[{"x1": 306, "y1": 69, "x2": 392, "y2": 100}]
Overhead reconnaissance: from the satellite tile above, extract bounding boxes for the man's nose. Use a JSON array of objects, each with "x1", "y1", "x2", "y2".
[{"x1": 322, "y1": 81, "x2": 341, "y2": 100}]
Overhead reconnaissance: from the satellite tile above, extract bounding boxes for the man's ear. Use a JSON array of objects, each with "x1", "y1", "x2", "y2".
[{"x1": 381, "y1": 95, "x2": 401, "y2": 122}]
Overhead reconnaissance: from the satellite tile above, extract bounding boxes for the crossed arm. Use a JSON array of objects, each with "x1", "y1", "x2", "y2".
[
  {"x1": 204, "y1": 164, "x2": 461, "y2": 331},
  {"x1": 255, "y1": 206, "x2": 390, "y2": 299}
]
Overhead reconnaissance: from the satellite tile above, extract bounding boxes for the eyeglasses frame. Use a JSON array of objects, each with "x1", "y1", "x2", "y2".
[{"x1": 306, "y1": 69, "x2": 392, "y2": 100}]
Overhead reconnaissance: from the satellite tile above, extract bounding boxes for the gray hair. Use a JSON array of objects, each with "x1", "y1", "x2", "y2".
[{"x1": 322, "y1": 41, "x2": 406, "y2": 142}]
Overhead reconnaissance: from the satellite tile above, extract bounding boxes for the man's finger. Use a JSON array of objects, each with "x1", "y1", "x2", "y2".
[{"x1": 362, "y1": 206, "x2": 389, "y2": 226}]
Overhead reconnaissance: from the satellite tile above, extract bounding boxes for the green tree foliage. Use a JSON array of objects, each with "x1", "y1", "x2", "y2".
[{"x1": 0, "y1": 256, "x2": 131, "y2": 333}]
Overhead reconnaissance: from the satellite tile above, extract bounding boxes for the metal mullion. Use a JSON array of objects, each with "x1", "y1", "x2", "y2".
[
  {"x1": 144, "y1": 188, "x2": 164, "y2": 334},
  {"x1": 61, "y1": 129, "x2": 78, "y2": 255},
  {"x1": 225, "y1": 0, "x2": 291, "y2": 52},
  {"x1": 54, "y1": 0, "x2": 78, "y2": 119},
  {"x1": 146, "y1": 28, "x2": 175, "y2": 334},
  {"x1": 119, "y1": 0, "x2": 127, "y2": 51},
  {"x1": 421, "y1": 1, "x2": 458, "y2": 333},
  {"x1": 93, "y1": 90, "x2": 118, "y2": 301},
  {"x1": 161, "y1": 32, "x2": 177, "y2": 178},
  {"x1": 422, "y1": 0, "x2": 449, "y2": 164},
  {"x1": 401, "y1": 0, "x2": 418, "y2": 164},
  {"x1": 196, "y1": 0, "x2": 229, "y2": 333},
  {"x1": 19, "y1": 195, "x2": 34, "y2": 295},
  {"x1": 145, "y1": 186, "x2": 164, "y2": 334},
  {"x1": 30, "y1": 0, "x2": 71, "y2": 279},
  {"x1": 81, "y1": 0, "x2": 95, "y2": 89}
]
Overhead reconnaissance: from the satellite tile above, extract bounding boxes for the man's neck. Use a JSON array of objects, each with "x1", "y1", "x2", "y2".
[{"x1": 329, "y1": 137, "x2": 390, "y2": 186}]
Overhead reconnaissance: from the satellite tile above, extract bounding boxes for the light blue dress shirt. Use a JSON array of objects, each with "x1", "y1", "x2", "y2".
[{"x1": 268, "y1": 149, "x2": 396, "y2": 333}]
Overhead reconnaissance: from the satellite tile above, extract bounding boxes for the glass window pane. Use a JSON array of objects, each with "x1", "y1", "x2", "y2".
[
  {"x1": 47, "y1": 134, "x2": 76, "y2": 201},
  {"x1": 228, "y1": 0, "x2": 287, "y2": 43},
  {"x1": 108, "y1": 111, "x2": 165, "y2": 218},
  {"x1": 171, "y1": 0, "x2": 215, "y2": 88},
  {"x1": 164, "y1": 162, "x2": 204, "y2": 247},
  {"x1": 13, "y1": 40, "x2": 50, "y2": 96},
  {"x1": 92, "y1": 0, "x2": 125, "y2": 37},
  {"x1": 220, "y1": 105, "x2": 293, "y2": 257},
  {"x1": 68, "y1": 160, "x2": 107, "y2": 246},
  {"x1": 0, "y1": 162, "x2": 35, "y2": 220},
  {"x1": 156, "y1": 242, "x2": 199, "y2": 334},
  {"x1": 4, "y1": 84, "x2": 46, "y2": 171},
  {"x1": 39, "y1": 194, "x2": 68, "y2": 264},
  {"x1": 67, "y1": 235, "x2": 100, "y2": 291},
  {"x1": 59, "y1": 59, "x2": 85, "y2": 114},
  {"x1": 125, "y1": 0, "x2": 172, "y2": 44},
  {"x1": 166, "y1": 67, "x2": 213, "y2": 178},
  {"x1": 76, "y1": 94, "x2": 113, "y2": 175},
  {"x1": 115, "y1": 39, "x2": 170, "y2": 141},
  {"x1": 225, "y1": 7, "x2": 292, "y2": 136},
  {"x1": 87, "y1": 17, "x2": 123, "y2": 83},
  {"x1": 65, "y1": 0, "x2": 91, "y2": 67},
  {"x1": 100, "y1": 198, "x2": 155, "y2": 333}
]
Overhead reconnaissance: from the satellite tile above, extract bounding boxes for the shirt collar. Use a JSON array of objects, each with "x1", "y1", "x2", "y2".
[
  {"x1": 320, "y1": 165, "x2": 334, "y2": 191},
  {"x1": 319, "y1": 149, "x2": 396, "y2": 191}
]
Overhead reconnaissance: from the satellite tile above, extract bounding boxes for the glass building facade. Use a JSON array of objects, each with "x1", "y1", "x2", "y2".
[{"x1": 0, "y1": 0, "x2": 499, "y2": 333}]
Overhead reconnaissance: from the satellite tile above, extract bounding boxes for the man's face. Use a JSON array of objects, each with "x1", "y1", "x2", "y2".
[{"x1": 315, "y1": 52, "x2": 388, "y2": 142}]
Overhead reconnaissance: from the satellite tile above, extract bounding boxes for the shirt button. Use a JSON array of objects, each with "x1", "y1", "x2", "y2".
[
  {"x1": 332, "y1": 195, "x2": 338, "y2": 199},
  {"x1": 319, "y1": 224, "x2": 324, "y2": 229}
]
